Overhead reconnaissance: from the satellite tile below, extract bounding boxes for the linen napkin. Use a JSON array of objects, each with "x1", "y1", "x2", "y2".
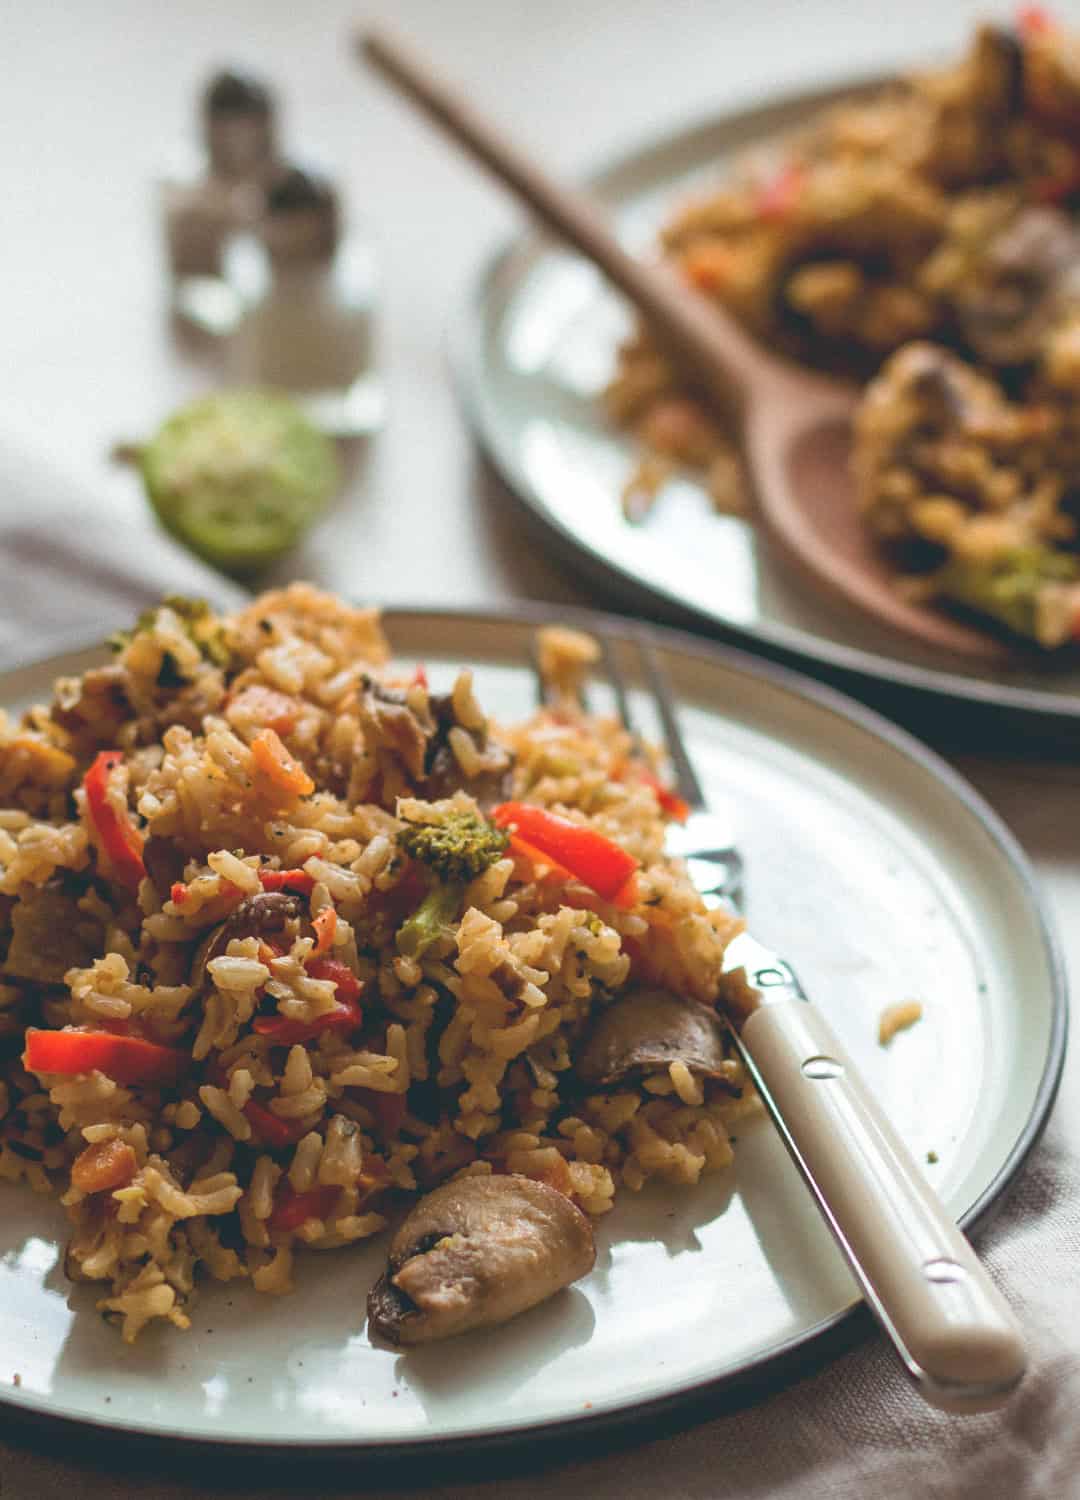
[
  {"x1": 0, "y1": 432, "x2": 1076, "y2": 1500},
  {"x1": 0, "y1": 431, "x2": 246, "y2": 666}
]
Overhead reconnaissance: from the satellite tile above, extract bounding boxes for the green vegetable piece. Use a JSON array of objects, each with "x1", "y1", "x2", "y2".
[
  {"x1": 138, "y1": 391, "x2": 340, "y2": 576},
  {"x1": 934, "y1": 546, "x2": 1079, "y2": 643},
  {"x1": 109, "y1": 595, "x2": 232, "y2": 671},
  {"x1": 397, "y1": 810, "x2": 509, "y2": 885},
  {"x1": 397, "y1": 883, "x2": 463, "y2": 960}
]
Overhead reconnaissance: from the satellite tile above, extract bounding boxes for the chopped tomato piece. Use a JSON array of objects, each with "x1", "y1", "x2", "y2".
[
  {"x1": 311, "y1": 906, "x2": 337, "y2": 956},
  {"x1": 305, "y1": 957, "x2": 361, "y2": 1003},
  {"x1": 258, "y1": 868, "x2": 316, "y2": 897},
  {"x1": 71, "y1": 1138, "x2": 138, "y2": 1194},
  {"x1": 23, "y1": 1028, "x2": 187, "y2": 1086},
  {"x1": 357, "y1": 1089, "x2": 406, "y2": 1140},
  {"x1": 1032, "y1": 154, "x2": 1080, "y2": 204},
  {"x1": 411, "y1": 663, "x2": 428, "y2": 689},
  {"x1": 357, "y1": 1159, "x2": 391, "y2": 1204},
  {"x1": 492, "y1": 802, "x2": 640, "y2": 907},
  {"x1": 250, "y1": 729, "x2": 315, "y2": 799},
  {"x1": 170, "y1": 881, "x2": 189, "y2": 906},
  {"x1": 613, "y1": 762, "x2": 690, "y2": 823},
  {"x1": 682, "y1": 243, "x2": 734, "y2": 293},
  {"x1": 243, "y1": 1100, "x2": 309, "y2": 1148},
  {"x1": 252, "y1": 958, "x2": 363, "y2": 1044},
  {"x1": 269, "y1": 1183, "x2": 340, "y2": 1233},
  {"x1": 257, "y1": 938, "x2": 288, "y2": 966},
  {"x1": 1018, "y1": 5, "x2": 1055, "y2": 33},
  {"x1": 83, "y1": 751, "x2": 146, "y2": 892},
  {"x1": 227, "y1": 685, "x2": 299, "y2": 735},
  {"x1": 755, "y1": 163, "x2": 806, "y2": 222}
]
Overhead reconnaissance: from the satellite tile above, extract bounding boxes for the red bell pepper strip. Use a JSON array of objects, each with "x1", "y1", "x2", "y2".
[
  {"x1": 357, "y1": 1088, "x2": 407, "y2": 1140},
  {"x1": 83, "y1": 751, "x2": 146, "y2": 892},
  {"x1": 23, "y1": 1027, "x2": 187, "y2": 1086},
  {"x1": 269, "y1": 1183, "x2": 340, "y2": 1233},
  {"x1": 755, "y1": 164, "x2": 806, "y2": 223},
  {"x1": 243, "y1": 1099, "x2": 310, "y2": 1148},
  {"x1": 492, "y1": 803, "x2": 640, "y2": 906},
  {"x1": 1018, "y1": 5, "x2": 1055, "y2": 33},
  {"x1": 645, "y1": 776, "x2": 689, "y2": 823},
  {"x1": 252, "y1": 958, "x2": 363, "y2": 1044},
  {"x1": 258, "y1": 868, "x2": 316, "y2": 897}
]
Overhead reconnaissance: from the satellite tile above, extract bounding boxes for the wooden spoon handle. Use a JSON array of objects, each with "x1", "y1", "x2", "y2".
[{"x1": 360, "y1": 25, "x2": 769, "y2": 406}]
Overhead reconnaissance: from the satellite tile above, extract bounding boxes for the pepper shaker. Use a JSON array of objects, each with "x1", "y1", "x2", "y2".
[
  {"x1": 225, "y1": 167, "x2": 384, "y2": 436},
  {"x1": 160, "y1": 69, "x2": 280, "y2": 333}
]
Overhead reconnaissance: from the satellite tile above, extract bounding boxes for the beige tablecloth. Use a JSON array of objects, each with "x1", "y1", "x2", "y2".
[
  {"x1": 2, "y1": 0, "x2": 1079, "y2": 1489},
  {"x1": 0, "y1": 436, "x2": 1076, "y2": 1500}
]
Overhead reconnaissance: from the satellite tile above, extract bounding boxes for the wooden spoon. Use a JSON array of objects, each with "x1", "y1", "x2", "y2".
[{"x1": 359, "y1": 27, "x2": 1011, "y2": 662}]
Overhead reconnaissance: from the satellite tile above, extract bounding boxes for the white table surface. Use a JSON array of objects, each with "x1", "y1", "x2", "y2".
[{"x1": 0, "y1": 2, "x2": 1077, "y2": 1495}]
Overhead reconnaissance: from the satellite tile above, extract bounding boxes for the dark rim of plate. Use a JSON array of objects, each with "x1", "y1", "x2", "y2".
[
  {"x1": 0, "y1": 602, "x2": 1067, "y2": 1462},
  {"x1": 451, "y1": 72, "x2": 1080, "y2": 721}
]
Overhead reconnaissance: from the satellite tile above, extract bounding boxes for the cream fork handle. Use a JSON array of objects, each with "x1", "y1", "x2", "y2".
[{"x1": 734, "y1": 1001, "x2": 1026, "y2": 1412}]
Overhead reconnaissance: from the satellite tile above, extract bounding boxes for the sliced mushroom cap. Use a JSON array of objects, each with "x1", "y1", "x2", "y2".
[
  {"x1": 191, "y1": 889, "x2": 305, "y2": 989},
  {"x1": 421, "y1": 692, "x2": 514, "y2": 811},
  {"x1": 367, "y1": 1174, "x2": 595, "y2": 1345},
  {"x1": 956, "y1": 206, "x2": 1080, "y2": 365},
  {"x1": 577, "y1": 988, "x2": 729, "y2": 1089}
]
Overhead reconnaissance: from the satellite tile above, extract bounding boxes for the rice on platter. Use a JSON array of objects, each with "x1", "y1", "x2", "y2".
[
  {"x1": 608, "y1": 16, "x2": 1080, "y2": 645},
  {"x1": 0, "y1": 586, "x2": 751, "y2": 1344}
]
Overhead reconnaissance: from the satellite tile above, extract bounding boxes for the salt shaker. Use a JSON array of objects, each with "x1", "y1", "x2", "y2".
[
  {"x1": 225, "y1": 167, "x2": 383, "y2": 436},
  {"x1": 160, "y1": 69, "x2": 279, "y2": 333}
]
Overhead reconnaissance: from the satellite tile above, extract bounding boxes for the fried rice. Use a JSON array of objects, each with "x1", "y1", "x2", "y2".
[
  {"x1": 608, "y1": 15, "x2": 1080, "y2": 645},
  {"x1": 0, "y1": 586, "x2": 750, "y2": 1342}
]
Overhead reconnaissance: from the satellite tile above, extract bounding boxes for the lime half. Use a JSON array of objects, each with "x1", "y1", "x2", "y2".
[{"x1": 140, "y1": 390, "x2": 340, "y2": 576}]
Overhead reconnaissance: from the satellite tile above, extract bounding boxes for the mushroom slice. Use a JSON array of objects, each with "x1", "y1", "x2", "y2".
[
  {"x1": 367, "y1": 1174, "x2": 595, "y2": 1345},
  {"x1": 577, "y1": 988, "x2": 729, "y2": 1089},
  {"x1": 190, "y1": 890, "x2": 305, "y2": 990},
  {"x1": 956, "y1": 206, "x2": 1080, "y2": 365}
]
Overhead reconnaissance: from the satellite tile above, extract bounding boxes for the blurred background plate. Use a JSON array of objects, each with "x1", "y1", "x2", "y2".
[
  {"x1": 0, "y1": 606, "x2": 1063, "y2": 1451},
  {"x1": 453, "y1": 77, "x2": 1080, "y2": 725}
]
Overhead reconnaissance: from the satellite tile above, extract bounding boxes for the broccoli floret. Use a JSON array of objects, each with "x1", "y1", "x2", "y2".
[
  {"x1": 934, "y1": 546, "x2": 1080, "y2": 644},
  {"x1": 108, "y1": 595, "x2": 232, "y2": 670},
  {"x1": 397, "y1": 882, "x2": 463, "y2": 960},
  {"x1": 397, "y1": 810, "x2": 509, "y2": 885}
]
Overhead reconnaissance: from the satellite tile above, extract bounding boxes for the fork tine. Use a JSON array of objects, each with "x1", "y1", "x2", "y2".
[
  {"x1": 599, "y1": 634, "x2": 636, "y2": 737},
  {"x1": 637, "y1": 636, "x2": 705, "y2": 809},
  {"x1": 528, "y1": 636, "x2": 548, "y2": 710}
]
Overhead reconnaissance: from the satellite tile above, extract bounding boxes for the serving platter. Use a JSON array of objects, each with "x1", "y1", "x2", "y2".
[
  {"x1": 0, "y1": 605, "x2": 1064, "y2": 1451},
  {"x1": 453, "y1": 77, "x2": 1080, "y2": 720}
]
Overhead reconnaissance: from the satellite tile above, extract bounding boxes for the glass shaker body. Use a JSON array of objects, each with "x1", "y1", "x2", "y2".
[
  {"x1": 225, "y1": 228, "x2": 383, "y2": 436},
  {"x1": 159, "y1": 76, "x2": 277, "y2": 335}
]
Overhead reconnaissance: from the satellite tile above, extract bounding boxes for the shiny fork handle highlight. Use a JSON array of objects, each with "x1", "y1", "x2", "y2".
[{"x1": 733, "y1": 1000, "x2": 1026, "y2": 1412}]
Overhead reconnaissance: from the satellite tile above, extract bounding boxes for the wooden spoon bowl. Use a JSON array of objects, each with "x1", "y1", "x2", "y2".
[
  {"x1": 361, "y1": 28, "x2": 1017, "y2": 664},
  {"x1": 743, "y1": 366, "x2": 1011, "y2": 661}
]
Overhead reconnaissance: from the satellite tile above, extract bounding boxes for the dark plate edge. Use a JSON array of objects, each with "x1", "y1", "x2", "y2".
[
  {"x1": 447, "y1": 81, "x2": 1080, "y2": 722},
  {"x1": 0, "y1": 602, "x2": 1067, "y2": 1463}
]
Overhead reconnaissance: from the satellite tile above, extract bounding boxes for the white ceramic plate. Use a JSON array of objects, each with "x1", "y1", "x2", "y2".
[
  {"x1": 0, "y1": 607, "x2": 1064, "y2": 1452},
  {"x1": 454, "y1": 77, "x2": 1080, "y2": 721}
]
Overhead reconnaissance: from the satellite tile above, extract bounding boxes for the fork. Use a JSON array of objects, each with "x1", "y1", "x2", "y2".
[{"x1": 538, "y1": 628, "x2": 1027, "y2": 1414}]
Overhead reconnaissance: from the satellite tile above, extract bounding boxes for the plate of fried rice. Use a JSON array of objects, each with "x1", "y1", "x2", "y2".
[
  {"x1": 0, "y1": 586, "x2": 1062, "y2": 1450},
  {"x1": 456, "y1": 16, "x2": 1080, "y2": 718}
]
